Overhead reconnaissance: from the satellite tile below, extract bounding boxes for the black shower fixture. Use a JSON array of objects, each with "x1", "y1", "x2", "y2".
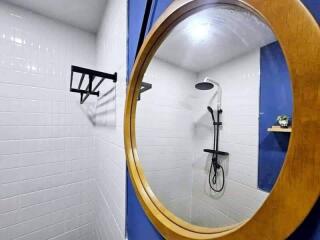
[
  {"x1": 206, "y1": 106, "x2": 226, "y2": 192},
  {"x1": 195, "y1": 77, "x2": 227, "y2": 192},
  {"x1": 70, "y1": 65, "x2": 117, "y2": 104}
]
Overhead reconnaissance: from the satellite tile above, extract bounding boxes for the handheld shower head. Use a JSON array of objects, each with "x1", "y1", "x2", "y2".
[
  {"x1": 207, "y1": 106, "x2": 215, "y2": 123},
  {"x1": 207, "y1": 106, "x2": 214, "y2": 114}
]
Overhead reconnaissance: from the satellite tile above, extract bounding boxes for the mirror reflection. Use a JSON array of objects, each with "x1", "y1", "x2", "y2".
[{"x1": 136, "y1": 5, "x2": 292, "y2": 228}]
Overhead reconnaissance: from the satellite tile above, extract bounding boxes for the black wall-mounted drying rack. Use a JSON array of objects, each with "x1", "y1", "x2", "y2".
[
  {"x1": 138, "y1": 82, "x2": 152, "y2": 100},
  {"x1": 70, "y1": 65, "x2": 117, "y2": 104}
]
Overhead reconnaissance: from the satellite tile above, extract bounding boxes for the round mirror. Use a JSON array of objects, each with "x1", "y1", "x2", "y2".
[{"x1": 135, "y1": 4, "x2": 293, "y2": 228}]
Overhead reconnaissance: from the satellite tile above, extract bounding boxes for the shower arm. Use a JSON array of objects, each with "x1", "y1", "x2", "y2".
[{"x1": 204, "y1": 77, "x2": 222, "y2": 110}]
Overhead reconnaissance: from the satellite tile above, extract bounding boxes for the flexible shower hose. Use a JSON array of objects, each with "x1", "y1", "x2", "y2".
[{"x1": 209, "y1": 159, "x2": 225, "y2": 192}]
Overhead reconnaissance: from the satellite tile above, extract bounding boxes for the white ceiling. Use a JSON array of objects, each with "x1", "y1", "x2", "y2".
[
  {"x1": 2, "y1": 0, "x2": 107, "y2": 33},
  {"x1": 155, "y1": 5, "x2": 276, "y2": 72}
]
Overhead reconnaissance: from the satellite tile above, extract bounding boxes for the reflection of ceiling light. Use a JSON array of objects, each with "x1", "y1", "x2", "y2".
[
  {"x1": 189, "y1": 22, "x2": 211, "y2": 42},
  {"x1": 10, "y1": 36, "x2": 23, "y2": 45}
]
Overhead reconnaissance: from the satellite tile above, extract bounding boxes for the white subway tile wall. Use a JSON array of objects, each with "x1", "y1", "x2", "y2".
[
  {"x1": 93, "y1": 0, "x2": 127, "y2": 239},
  {"x1": 0, "y1": 2, "x2": 97, "y2": 240},
  {"x1": 136, "y1": 58, "x2": 197, "y2": 222}
]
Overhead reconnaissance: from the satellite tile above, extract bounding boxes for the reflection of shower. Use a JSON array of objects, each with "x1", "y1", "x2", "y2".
[{"x1": 195, "y1": 77, "x2": 227, "y2": 192}]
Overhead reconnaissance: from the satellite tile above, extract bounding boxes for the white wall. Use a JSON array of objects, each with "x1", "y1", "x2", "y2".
[
  {"x1": 136, "y1": 58, "x2": 196, "y2": 222},
  {"x1": 93, "y1": 1, "x2": 127, "y2": 239},
  {"x1": 0, "y1": 2, "x2": 97, "y2": 240},
  {"x1": 191, "y1": 50, "x2": 268, "y2": 227}
]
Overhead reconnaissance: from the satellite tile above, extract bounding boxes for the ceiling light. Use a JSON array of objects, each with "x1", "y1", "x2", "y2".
[{"x1": 188, "y1": 22, "x2": 211, "y2": 42}]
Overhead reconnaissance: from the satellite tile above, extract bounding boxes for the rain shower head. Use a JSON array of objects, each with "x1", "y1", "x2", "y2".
[
  {"x1": 195, "y1": 77, "x2": 222, "y2": 110},
  {"x1": 195, "y1": 81, "x2": 214, "y2": 90}
]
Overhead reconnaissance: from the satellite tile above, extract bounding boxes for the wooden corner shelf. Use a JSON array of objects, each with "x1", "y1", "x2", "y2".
[{"x1": 267, "y1": 126, "x2": 292, "y2": 133}]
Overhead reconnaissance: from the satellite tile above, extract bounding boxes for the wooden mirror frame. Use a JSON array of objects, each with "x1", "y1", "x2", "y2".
[{"x1": 124, "y1": 0, "x2": 320, "y2": 239}]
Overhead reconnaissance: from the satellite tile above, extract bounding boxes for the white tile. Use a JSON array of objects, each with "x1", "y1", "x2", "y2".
[
  {"x1": 93, "y1": 0, "x2": 127, "y2": 238},
  {"x1": 0, "y1": 1, "x2": 98, "y2": 239},
  {"x1": 0, "y1": 197, "x2": 19, "y2": 214}
]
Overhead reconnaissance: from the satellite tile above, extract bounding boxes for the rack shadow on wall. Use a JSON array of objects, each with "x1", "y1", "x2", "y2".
[{"x1": 80, "y1": 85, "x2": 117, "y2": 127}]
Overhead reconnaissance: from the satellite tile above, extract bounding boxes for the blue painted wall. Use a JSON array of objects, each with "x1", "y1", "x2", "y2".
[
  {"x1": 127, "y1": 0, "x2": 148, "y2": 79},
  {"x1": 258, "y1": 41, "x2": 292, "y2": 192},
  {"x1": 127, "y1": 1, "x2": 172, "y2": 239},
  {"x1": 127, "y1": 1, "x2": 319, "y2": 239},
  {"x1": 303, "y1": 0, "x2": 320, "y2": 23},
  {"x1": 127, "y1": 0, "x2": 173, "y2": 79},
  {"x1": 127, "y1": 175, "x2": 163, "y2": 240}
]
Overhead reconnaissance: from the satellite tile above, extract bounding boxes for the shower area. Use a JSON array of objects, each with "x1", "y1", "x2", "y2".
[{"x1": 0, "y1": 1, "x2": 126, "y2": 240}]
